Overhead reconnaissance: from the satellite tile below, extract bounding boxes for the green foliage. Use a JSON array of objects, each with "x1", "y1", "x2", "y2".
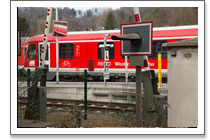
[
  {"x1": 119, "y1": 11, "x2": 125, "y2": 21},
  {"x1": 104, "y1": 11, "x2": 116, "y2": 30},
  {"x1": 18, "y1": 16, "x2": 29, "y2": 37}
]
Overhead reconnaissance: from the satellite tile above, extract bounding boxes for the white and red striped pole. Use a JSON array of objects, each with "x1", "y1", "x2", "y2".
[
  {"x1": 40, "y1": 7, "x2": 52, "y2": 68},
  {"x1": 133, "y1": 7, "x2": 150, "y2": 70}
]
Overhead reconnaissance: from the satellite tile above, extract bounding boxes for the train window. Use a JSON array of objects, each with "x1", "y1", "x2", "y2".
[
  {"x1": 59, "y1": 43, "x2": 74, "y2": 59},
  {"x1": 148, "y1": 40, "x2": 168, "y2": 59},
  {"x1": 39, "y1": 44, "x2": 48, "y2": 60},
  {"x1": 27, "y1": 44, "x2": 36, "y2": 59},
  {"x1": 97, "y1": 42, "x2": 115, "y2": 59}
]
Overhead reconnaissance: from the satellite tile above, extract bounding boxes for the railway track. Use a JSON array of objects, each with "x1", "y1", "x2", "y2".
[{"x1": 18, "y1": 97, "x2": 136, "y2": 113}]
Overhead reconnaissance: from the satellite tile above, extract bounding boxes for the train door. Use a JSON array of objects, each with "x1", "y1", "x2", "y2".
[
  {"x1": 38, "y1": 43, "x2": 50, "y2": 67},
  {"x1": 74, "y1": 42, "x2": 88, "y2": 69}
]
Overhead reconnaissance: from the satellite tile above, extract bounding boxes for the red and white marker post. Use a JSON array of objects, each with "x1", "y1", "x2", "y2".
[
  {"x1": 133, "y1": 7, "x2": 150, "y2": 70},
  {"x1": 40, "y1": 7, "x2": 52, "y2": 68}
]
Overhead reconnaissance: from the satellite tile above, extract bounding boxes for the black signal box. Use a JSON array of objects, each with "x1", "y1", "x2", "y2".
[{"x1": 120, "y1": 21, "x2": 153, "y2": 56}]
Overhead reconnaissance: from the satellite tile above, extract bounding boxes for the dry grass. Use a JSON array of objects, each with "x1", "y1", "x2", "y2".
[{"x1": 18, "y1": 108, "x2": 136, "y2": 128}]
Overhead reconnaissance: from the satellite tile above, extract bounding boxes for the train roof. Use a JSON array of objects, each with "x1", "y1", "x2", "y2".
[
  {"x1": 29, "y1": 25, "x2": 198, "y2": 43},
  {"x1": 21, "y1": 37, "x2": 30, "y2": 42}
]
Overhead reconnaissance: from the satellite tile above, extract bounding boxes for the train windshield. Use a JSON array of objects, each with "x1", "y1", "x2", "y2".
[{"x1": 27, "y1": 44, "x2": 36, "y2": 59}]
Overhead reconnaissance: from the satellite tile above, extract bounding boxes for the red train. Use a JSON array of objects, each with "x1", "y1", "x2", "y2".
[
  {"x1": 18, "y1": 25, "x2": 198, "y2": 81},
  {"x1": 18, "y1": 37, "x2": 29, "y2": 68}
]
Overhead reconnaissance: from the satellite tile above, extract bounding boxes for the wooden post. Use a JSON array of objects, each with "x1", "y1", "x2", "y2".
[
  {"x1": 27, "y1": 69, "x2": 30, "y2": 89},
  {"x1": 136, "y1": 66, "x2": 143, "y2": 127},
  {"x1": 130, "y1": 56, "x2": 143, "y2": 127}
]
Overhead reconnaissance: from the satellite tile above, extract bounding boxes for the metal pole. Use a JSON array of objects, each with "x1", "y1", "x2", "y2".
[
  {"x1": 125, "y1": 56, "x2": 128, "y2": 83},
  {"x1": 56, "y1": 8, "x2": 59, "y2": 84},
  {"x1": 158, "y1": 53, "x2": 162, "y2": 88},
  {"x1": 103, "y1": 34, "x2": 110, "y2": 86},
  {"x1": 136, "y1": 66, "x2": 143, "y2": 127},
  {"x1": 84, "y1": 69, "x2": 87, "y2": 120}
]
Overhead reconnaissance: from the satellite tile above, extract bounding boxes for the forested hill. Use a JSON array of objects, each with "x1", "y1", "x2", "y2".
[{"x1": 18, "y1": 7, "x2": 198, "y2": 37}]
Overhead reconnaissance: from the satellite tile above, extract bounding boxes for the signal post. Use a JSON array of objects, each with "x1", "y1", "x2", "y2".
[
  {"x1": 103, "y1": 34, "x2": 110, "y2": 86},
  {"x1": 112, "y1": 7, "x2": 167, "y2": 127},
  {"x1": 112, "y1": 21, "x2": 153, "y2": 127}
]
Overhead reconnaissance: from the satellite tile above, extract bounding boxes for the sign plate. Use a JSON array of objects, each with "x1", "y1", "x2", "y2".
[
  {"x1": 53, "y1": 20, "x2": 68, "y2": 37},
  {"x1": 104, "y1": 73, "x2": 109, "y2": 80},
  {"x1": 104, "y1": 62, "x2": 109, "y2": 73},
  {"x1": 121, "y1": 21, "x2": 153, "y2": 56},
  {"x1": 105, "y1": 50, "x2": 109, "y2": 61}
]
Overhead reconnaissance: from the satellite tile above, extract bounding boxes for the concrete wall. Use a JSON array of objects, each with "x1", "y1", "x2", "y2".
[
  {"x1": 167, "y1": 46, "x2": 198, "y2": 127},
  {"x1": 18, "y1": 82, "x2": 137, "y2": 104}
]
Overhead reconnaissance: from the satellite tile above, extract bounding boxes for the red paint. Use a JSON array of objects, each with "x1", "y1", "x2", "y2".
[
  {"x1": 153, "y1": 28, "x2": 198, "y2": 39},
  {"x1": 88, "y1": 60, "x2": 94, "y2": 72},
  {"x1": 18, "y1": 42, "x2": 28, "y2": 66},
  {"x1": 135, "y1": 14, "x2": 140, "y2": 22},
  {"x1": 144, "y1": 59, "x2": 149, "y2": 68}
]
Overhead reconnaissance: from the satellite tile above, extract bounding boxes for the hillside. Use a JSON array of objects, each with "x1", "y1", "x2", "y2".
[{"x1": 18, "y1": 7, "x2": 198, "y2": 37}]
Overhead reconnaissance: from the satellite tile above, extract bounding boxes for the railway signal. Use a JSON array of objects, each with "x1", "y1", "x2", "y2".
[
  {"x1": 112, "y1": 22, "x2": 153, "y2": 56},
  {"x1": 111, "y1": 7, "x2": 153, "y2": 128},
  {"x1": 134, "y1": 7, "x2": 150, "y2": 70},
  {"x1": 25, "y1": 7, "x2": 53, "y2": 121},
  {"x1": 103, "y1": 34, "x2": 110, "y2": 85}
]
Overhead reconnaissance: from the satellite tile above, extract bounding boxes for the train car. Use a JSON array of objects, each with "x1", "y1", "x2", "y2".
[{"x1": 20, "y1": 25, "x2": 198, "y2": 81}]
